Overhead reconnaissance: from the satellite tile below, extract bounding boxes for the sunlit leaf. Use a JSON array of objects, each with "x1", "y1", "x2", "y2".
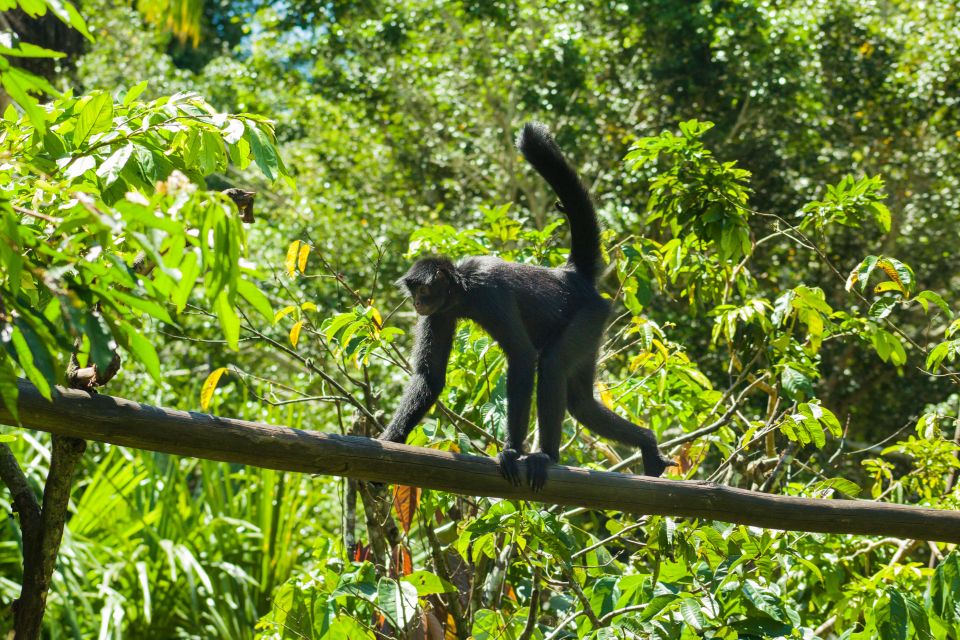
[
  {"x1": 285, "y1": 240, "x2": 300, "y2": 277},
  {"x1": 297, "y1": 243, "x2": 310, "y2": 274},
  {"x1": 200, "y1": 367, "x2": 228, "y2": 410},
  {"x1": 289, "y1": 320, "x2": 303, "y2": 347}
]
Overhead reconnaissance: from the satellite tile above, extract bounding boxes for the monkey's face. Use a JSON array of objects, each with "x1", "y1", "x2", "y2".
[
  {"x1": 411, "y1": 278, "x2": 448, "y2": 316},
  {"x1": 398, "y1": 257, "x2": 458, "y2": 316}
]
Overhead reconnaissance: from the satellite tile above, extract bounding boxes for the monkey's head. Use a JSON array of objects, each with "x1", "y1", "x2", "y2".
[
  {"x1": 223, "y1": 188, "x2": 256, "y2": 223},
  {"x1": 397, "y1": 256, "x2": 461, "y2": 316}
]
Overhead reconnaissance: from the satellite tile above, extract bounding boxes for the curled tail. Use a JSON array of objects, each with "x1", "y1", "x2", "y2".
[{"x1": 517, "y1": 122, "x2": 601, "y2": 283}]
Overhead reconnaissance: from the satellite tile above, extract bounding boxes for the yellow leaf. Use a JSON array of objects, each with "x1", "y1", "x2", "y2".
[
  {"x1": 200, "y1": 367, "x2": 228, "y2": 410},
  {"x1": 285, "y1": 240, "x2": 300, "y2": 277},
  {"x1": 289, "y1": 320, "x2": 303, "y2": 347},
  {"x1": 369, "y1": 306, "x2": 382, "y2": 328},
  {"x1": 597, "y1": 381, "x2": 614, "y2": 409},
  {"x1": 297, "y1": 243, "x2": 311, "y2": 273},
  {"x1": 301, "y1": 302, "x2": 317, "y2": 312},
  {"x1": 652, "y1": 338, "x2": 670, "y2": 362},
  {"x1": 274, "y1": 305, "x2": 296, "y2": 324}
]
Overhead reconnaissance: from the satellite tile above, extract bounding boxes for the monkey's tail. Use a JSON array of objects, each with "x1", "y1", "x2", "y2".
[{"x1": 517, "y1": 122, "x2": 602, "y2": 283}]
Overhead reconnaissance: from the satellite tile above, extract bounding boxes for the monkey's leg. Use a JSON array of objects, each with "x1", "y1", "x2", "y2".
[
  {"x1": 567, "y1": 362, "x2": 676, "y2": 478},
  {"x1": 527, "y1": 303, "x2": 609, "y2": 490},
  {"x1": 498, "y1": 350, "x2": 536, "y2": 487}
]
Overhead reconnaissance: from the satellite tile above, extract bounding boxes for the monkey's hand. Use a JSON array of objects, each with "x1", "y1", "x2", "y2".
[
  {"x1": 497, "y1": 448, "x2": 523, "y2": 487},
  {"x1": 524, "y1": 452, "x2": 554, "y2": 492}
]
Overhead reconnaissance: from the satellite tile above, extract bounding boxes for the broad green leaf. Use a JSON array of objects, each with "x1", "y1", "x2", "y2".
[
  {"x1": 73, "y1": 92, "x2": 113, "y2": 147},
  {"x1": 123, "y1": 80, "x2": 148, "y2": 106},
  {"x1": 0, "y1": 354, "x2": 20, "y2": 422},
  {"x1": 2, "y1": 67, "x2": 48, "y2": 135},
  {"x1": 172, "y1": 250, "x2": 200, "y2": 312},
  {"x1": 869, "y1": 296, "x2": 898, "y2": 320},
  {"x1": 122, "y1": 324, "x2": 162, "y2": 383},
  {"x1": 916, "y1": 290, "x2": 952, "y2": 318},
  {"x1": 401, "y1": 571, "x2": 455, "y2": 596},
  {"x1": 96, "y1": 144, "x2": 134, "y2": 187},
  {"x1": 107, "y1": 288, "x2": 175, "y2": 325},
  {"x1": 875, "y1": 588, "x2": 908, "y2": 640},
  {"x1": 237, "y1": 279, "x2": 273, "y2": 321},
  {"x1": 215, "y1": 292, "x2": 240, "y2": 350},
  {"x1": 246, "y1": 123, "x2": 280, "y2": 180},
  {"x1": 377, "y1": 578, "x2": 418, "y2": 629},
  {"x1": 781, "y1": 366, "x2": 813, "y2": 401},
  {"x1": 63, "y1": 154, "x2": 96, "y2": 181},
  {"x1": 11, "y1": 328, "x2": 52, "y2": 400},
  {"x1": 679, "y1": 599, "x2": 705, "y2": 631},
  {"x1": 847, "y1": 255, "x2": 878, "y2": 292}
]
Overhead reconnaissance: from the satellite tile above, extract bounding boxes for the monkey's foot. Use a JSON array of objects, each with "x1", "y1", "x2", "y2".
[
  {"x1": 642, "y1": 450, "x2": 677, "y2": 478},
  {"x1": 376, "y1": 426, "x2": 405, "y2": 443},
  {"x1": 498, "y1": 448, "x2": 523, "y2": 486},
  {"x1": 524, "y1": 452, "x2": 554, "y2": 492}
]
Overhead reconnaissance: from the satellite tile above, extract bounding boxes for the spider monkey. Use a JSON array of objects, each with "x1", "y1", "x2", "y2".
[{"x1": 379, "y1": 123, "x2": 675, "y2": 490}]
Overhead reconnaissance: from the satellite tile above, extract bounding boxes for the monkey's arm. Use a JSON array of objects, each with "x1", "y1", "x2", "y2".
[{"x1": 378, "y1": 313, "x2": 456, "y2": 443}]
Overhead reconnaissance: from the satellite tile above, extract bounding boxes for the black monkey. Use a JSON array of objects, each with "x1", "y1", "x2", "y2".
[{"x1": 379, "y1": 123, "x2": 675, "y2": 489}]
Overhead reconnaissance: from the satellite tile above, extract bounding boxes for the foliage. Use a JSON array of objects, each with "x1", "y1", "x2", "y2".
[
  {"x1": 3, "y1": 0, "x2": 960, "y2": 639},
  {"x1": 0, "y1": 84, "x2": 287, "y2": 414}
]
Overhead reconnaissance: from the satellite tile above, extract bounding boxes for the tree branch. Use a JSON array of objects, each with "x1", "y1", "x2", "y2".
[{"x1": 2, "y1": 379, "x2": 960, "y2": 543}]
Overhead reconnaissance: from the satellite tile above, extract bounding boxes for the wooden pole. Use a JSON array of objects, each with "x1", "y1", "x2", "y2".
[{"x1": 2, "y1": 380, "x2": 960, "y2": 543}]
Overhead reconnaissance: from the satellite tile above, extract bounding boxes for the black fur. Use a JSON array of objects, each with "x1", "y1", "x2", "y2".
[{"x1": 379, "y1": 123, "x2": 674, "y2": 489}]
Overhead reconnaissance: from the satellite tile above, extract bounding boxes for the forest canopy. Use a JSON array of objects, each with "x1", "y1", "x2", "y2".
[{"x1": 2, "y1": 1, "x2": 960, "y2": 638}]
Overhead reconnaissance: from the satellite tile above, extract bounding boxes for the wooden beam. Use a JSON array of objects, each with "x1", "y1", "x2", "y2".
[{"x1": 2, "y1": 380, "x2": 959, "y2": 543}]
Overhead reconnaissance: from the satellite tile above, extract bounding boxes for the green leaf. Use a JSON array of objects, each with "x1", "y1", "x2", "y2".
[
  {"x1": 123, "y1": 80, "x2": 148, "y2": 106},
  {"x1": 401, "y1": 571, "x2": 455, "y2": 596},
  {"x1": 925, "y1": 341, "x2": 953, "y2": 372},
  {"x1": 0, "y1": 353, "x2": 20, "y2": 422},
  {"x1": 868, "y1": 201, "x2": 892, "y2": 233},
  {"x1": 809, "y1": 477, "x2": 860, "y2": 498},
  {"x1": 679, "y1": 599, "x2": 705, "y2": 631},
  {"x1": 237, "y1": 279, "x2": 273, "y2": 321},
  {"x1": 101, "y1": 288, "x2": 175, "y2": 325},
  {"x1": 916, "y1": 290, "x2": 952, "y2": 318},
  {"x1": 215, "y1": 292, "x2": 240, "y2": 351},
  {"x1": 869, "y1": 295, "x2": 899, "y2": 320},
  {"x1": 903, "y1": 594, "x2": 934, "y2": 640},
  {"x1": 781, "y1": 366, "x2": 813, "y2": 401},
  {"x1": 246, "y1": 123, "x2": 280, "y2": 180},
  {"x1": 876, "y1": 588, "x2": 908, "y2": 640},
  {"x1": 73, "y1": 92, "x2": 113, "y2": 147},
  {"x1": 377, "y1": 578, "x2": 418, "y2": 629},
  {"x1": 172, "y1": 250, "x2": 200, "y2": 313},
  {"x1": 96, "y1": 144, "x2": 134, "y2": 187},
  {"x1": 121, "y1": 324, "x2": 162, "y2": 383},
  {"x1": 44, "y1": 0, "x2": 93, "y2": 40},
  {"x1": 1, "y1": 66, "x2": 48, "y2": 135},
  {"x1": 847, "y1": 255, "x2": 878, "y2": 292},
  {"x1": 10, "y1": 327, "x2": 52, "y2": 400},
  {"x1": 63, "y1": 155, "x2": 96, "y2": 181}
]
